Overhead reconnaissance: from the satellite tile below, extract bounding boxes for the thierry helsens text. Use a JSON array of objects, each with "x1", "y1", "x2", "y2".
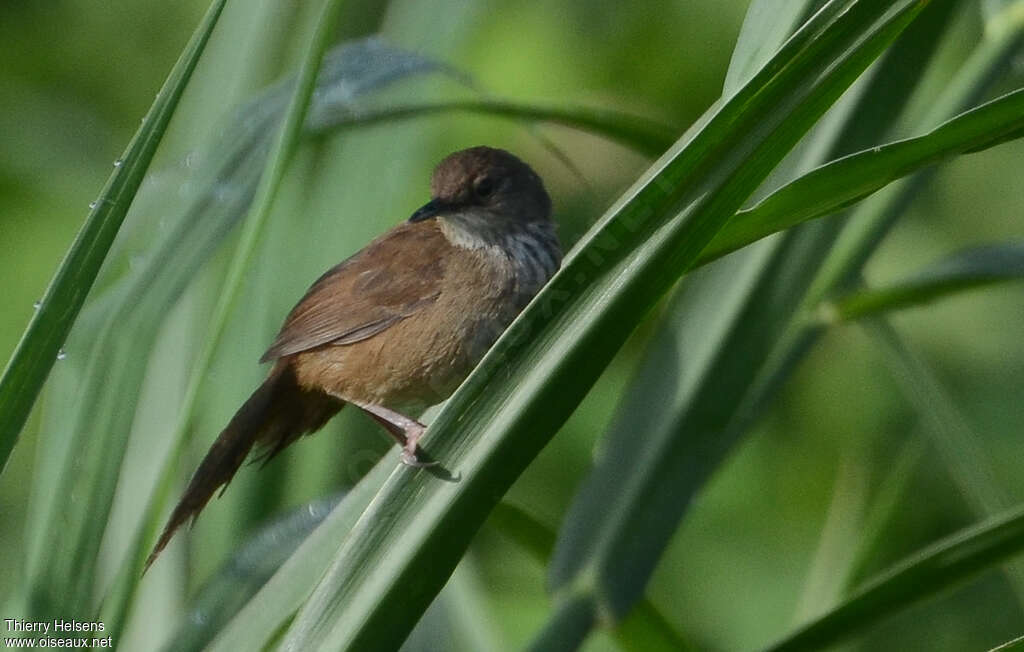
[{"x1": 5, "y1": 619, "x2": 105, "y2": 634}]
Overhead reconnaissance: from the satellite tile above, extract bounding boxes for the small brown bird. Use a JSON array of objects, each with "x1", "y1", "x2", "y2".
[{"x1": 146, "y1": 146, "x2": 561, "y2": 568}]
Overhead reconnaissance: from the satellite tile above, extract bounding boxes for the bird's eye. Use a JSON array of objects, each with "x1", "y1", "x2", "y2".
[{"x1": 474, "y1": 177, "x2": 495, "y2": 199}]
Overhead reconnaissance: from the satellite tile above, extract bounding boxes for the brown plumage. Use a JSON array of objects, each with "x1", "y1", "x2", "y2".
[{"x1": 146, "y1": 146, "x2": 561, "y2": 569}]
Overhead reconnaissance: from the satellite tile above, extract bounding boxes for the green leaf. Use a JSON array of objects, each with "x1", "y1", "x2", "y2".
[
  {"x1": 488, "y1": 502, "x2": 557, "y2": 561},
  {"x1": 275, "y1": 2, "x2": 932, "y2": 650},
  {"x1": 526, "y1": 596, "x2": 596, "y2": 652},
  {"x1": 542, "y1": 1, "x2": 958, "y2": 647},
  {"x1": 160, "y1": 494, "x2": 341, "y2": 652},
  {"x1": 724, "y1": 0, "x2": 825, "y2": 93},
  {"x1": 842, "y1": 437, "x2": 927, "y2": 590},
  {"x1": 747, "y1": 19, "x2": 1024, "y2": 643},
  {"x1": 614, "y1": 601, "x2": 700, "y2": 652},
  {"x1": 861, "y1": 319, "x2": 1017, "y2": 543},
  {"x1": 99, "y1": 0, "x2": 350, "y2": 636},
  {"x1": 805, "y1": 7, "x2": 1024, "y2": 302},
  {"x1": 0, "y1": 0, "x2": 229, "y2": 474},
  {"x1": 849, "y1": 318, "x2": 1024, "y2": 638},
  {"x1": 790, "y1": 451, "x2": 872, "y2": 623},
  {"x1": 773, "y1": 6, "x2": 1024, "y2": 612},
  {"x1": 205, "y1": 459, "x2": 392, "y2": 651},
  {"x1": 308, "y1": 98, "x2": 680, "y2": 157},
  {"x1": 990, "y1": 634, "x2": 1024, "y2": 652},
  {"x1": 489, "y1": 503, "x2": 693, "y2": 652},
  {"x1": 701, "y1": 89, "x2": 1024, "y2": 267},
  {"x1": 422, "y1": 558, "x2": 503, "y2": 652},
  {"x1": 825, "y1": 241, "x2": 1024, "y2": 320},
  {"x1": 763, "y1": 504, "x2": 1024, "y2": 652}
]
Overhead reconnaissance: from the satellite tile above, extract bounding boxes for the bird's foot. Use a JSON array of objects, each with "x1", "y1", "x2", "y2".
[
  {"x1": 352, "y1": 401, "x2": 439, "y2": 468},
  {"x1": 400, "y1": 424, "x2": 439, "y2": 468}
]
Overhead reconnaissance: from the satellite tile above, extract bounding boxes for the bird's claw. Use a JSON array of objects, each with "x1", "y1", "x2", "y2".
[{"x1": 400, "y1": 446, "x2": 439, "y2": 468}]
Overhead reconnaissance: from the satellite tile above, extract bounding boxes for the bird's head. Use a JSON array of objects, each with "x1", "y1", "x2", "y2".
[{"x1": 409, "y1": 146, "x2": 552, "y2": 231}]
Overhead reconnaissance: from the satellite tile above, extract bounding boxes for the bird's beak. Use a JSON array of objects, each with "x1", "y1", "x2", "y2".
[{"x1": 409, "y1": 198, "x2": 448, "y2": 223}]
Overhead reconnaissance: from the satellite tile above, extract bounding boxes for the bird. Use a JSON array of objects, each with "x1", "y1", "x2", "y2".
[{"x1": 145, "y1": 146, "x2": 562, "y2": 569}]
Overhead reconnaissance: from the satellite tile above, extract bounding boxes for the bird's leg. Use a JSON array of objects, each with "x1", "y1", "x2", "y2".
[{"x1": 354, "y1": 402, "x2": 438, "y2": 467}]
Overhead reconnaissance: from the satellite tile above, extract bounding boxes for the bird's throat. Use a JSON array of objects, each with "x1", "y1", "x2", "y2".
[{"x1": 438, "y1": 213, "x2": 561, "y2": 301}]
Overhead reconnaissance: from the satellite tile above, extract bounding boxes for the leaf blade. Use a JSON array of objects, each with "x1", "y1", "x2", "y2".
[
  {"x1": 543, "y1": 3, "x2": 958, "y2": 646},
  {"x1": 0, "y1": 0, "x2": 230, "y2": 474},
  {"x1": 701, "y1": 88, "x2": 1024, "y2": 266},
  {"x1": 828, "y1": 241, "x2": 1024, "y2": 320},
  {"x1": 310, "y1": 98, "x2": 680, "y2": 156},
  {"x1": 765, "y1": 504, "x2": 1024, "y2": 652}
]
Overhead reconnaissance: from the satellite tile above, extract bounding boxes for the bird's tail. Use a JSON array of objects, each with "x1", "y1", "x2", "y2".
[{"x1": 145, "y1": 363, "x2": 342, "y2": 570}]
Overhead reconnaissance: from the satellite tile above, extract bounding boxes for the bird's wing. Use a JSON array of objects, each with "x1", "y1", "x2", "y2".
[{"x1": 260, "y1": 221, "x2": 446, "y2": 362}]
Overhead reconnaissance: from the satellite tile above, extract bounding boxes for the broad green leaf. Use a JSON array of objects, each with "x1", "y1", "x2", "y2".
[
  {"x1": 545, "y1": 237, "x2": 806, "y2": 619},
  {"x1": 760, "y1": 8, "x2": 1024, "y2": 630},
  {"x1": 826, "y1": 241, "x2": 1024, "y2": 320},
  {"x1": 701, "y1": 88, "x2": 1024, "y2": 266},
  {"x1": 739, "y1": 8, "x2": 1024, "y2": 636},
  {"x1": 308, "y1": 99, "x2": 680, "y2": 157},
  {"x1": 205, "y1": 459, "x2": 392, "y2": 651},
  {"x1": 489, "y1": 503, "x2": 693, "y2": 652},
  {"x1": 0, "y1": 0, "x2": 229, "y2": 474},
  {"x1": 760, "y1": 13, "x2": 1024, "y2": 641},
  {"x1": 764, "y1": 504, "x2": 1024, "y2": 652},
  {"x1": 780, "y1": 13, "x2": 1024, "y2": 606},
  {"x1": 543, "y1": 2, "x2": 958, "y2": 648},
  {"x1": 526, "y1": 596, "x2": 595, "y2": 652},
  {"x1": 724, "y1": 0, "x2": 826, "y2": 93},
  {"x1": 277, "y1": 3, "x2": 933, "y2": 650},
  {"x1": 417, "y1": 558, "x2": 502, "y2": 652},
  {"x1": 99, "y1": 0, "x2": 350, "y2": 636},
  {"x1": 863, "y1": 319, "x2": 1015, "y2": 536},
  {"x1": 488, "y1": 502, "x2": 558, "y2": 562},
  {"x1": 614, "y1": 602, "x2": 699, "y2": 652},
  {"x1": 160, "y1": 494, "x2": 341, "y2": 652},
  {"x1": 806, "y1": 9, "x2": 1024, "y2": 302},
  {"x1": 846, "y1": 318, "x2": 1024, "y2": 638}
]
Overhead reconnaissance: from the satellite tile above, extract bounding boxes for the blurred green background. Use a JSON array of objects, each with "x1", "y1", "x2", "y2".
[{"x1": 2, "y1": 0, "x2": 1023, "y2": 650}]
